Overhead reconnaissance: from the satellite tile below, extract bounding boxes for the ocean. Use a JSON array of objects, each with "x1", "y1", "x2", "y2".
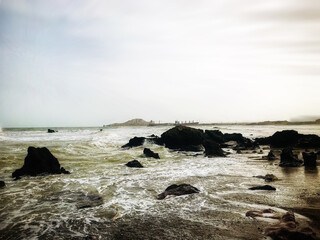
[{"x1": 0, "y1": 125, "x2": 319, "y2": 239}]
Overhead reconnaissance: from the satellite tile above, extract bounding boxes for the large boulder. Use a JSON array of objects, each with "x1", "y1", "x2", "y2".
[
  {"x1": 143, "y1": 148, "x2": 160, "y2": 159},
  {"x1": 303, "y1": 152, "x2": 317, "y2": 167},
  {"x1": 203, "y1": 140, "x2": 225, "y2": 157},
  {"x1": 280, "y1": 148, "x2": 303, "y2": 167},
  {"x1": 161, "y1": 126, "x2": 204, "y2": 151},
  {"x1": 12, "y1": 147, "x2": 70, "y2": 178},
  {"x1": 157, "y1": 184, "x2": 200, "y2": 200},
  {"x1": 121, "y1": 137, "x2": 146, "y2": 148}
]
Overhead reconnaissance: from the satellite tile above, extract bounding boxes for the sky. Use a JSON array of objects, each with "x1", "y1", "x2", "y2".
[{"x1": 1, "y1": 0, "x2": 320, "y2": 127}]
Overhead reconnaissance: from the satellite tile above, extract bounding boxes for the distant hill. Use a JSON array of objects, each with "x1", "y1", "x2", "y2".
[{"x1": 107, "y1": 118, "x2": 151, "y2": 127}]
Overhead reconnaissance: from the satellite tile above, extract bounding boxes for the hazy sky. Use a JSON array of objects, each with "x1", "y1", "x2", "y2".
[{"x1": 1, "y1": 0, "x2": 320, "y2": 127}]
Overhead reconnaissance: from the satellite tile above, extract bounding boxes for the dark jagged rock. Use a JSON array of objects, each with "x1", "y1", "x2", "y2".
[
  {"x1": 121, "y1": 137, "x2": 146, "y2": 148},
  {"x1": 12, "y1": 147, "x2": 70, "y2": 178},
  {"x1": 280, "y1": 148, "x2": 303, "y2": 167},
  {"x1": 255, "y1": 130, "x2": 320, "y2": 149},
  {"x1": 267, "y1": 150, "x2": 276, "y2": 160},
  {"x1": 125, "y1": 160, "x2": 144, "y2": 168},
  {"x1": 47, "y1": 129, "x2": 56, "y2": 133},
  {"x1": 303, "y1": 152, "x2": 317, "y2": 167},
  {"x1": 0, "y1": 181, "x2": 5, "y2": 188},
  {"x1": 249, "y1": 185, "x2": 276, "y2": 191},
  {"x1": 157, "y1": 184, "x2": 200, "y2": 200},
  {"x1": 203, "y1": 140, "x2": 225, "y2": 157},
  {"x1": 161, "y1": 126, "x2": 204, "y2": 151},
  {"x1": 60, "y1": 167, "x2": 71, "y2": 174},
  {"x1": 143, "y1": 148, "x2": 160, "y2": 159}
]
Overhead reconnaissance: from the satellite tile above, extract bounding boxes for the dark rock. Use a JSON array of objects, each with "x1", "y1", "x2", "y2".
[
  {"x1": 47, "y1": 129, "x2": 56, "y2": 133},
  {"x1": 203, "y1": 140, "x2": 225, "y2": 157},
  {"x1": 270, "y1": 130, "x2": 300, "y2": 147},
  {"x1": 121, "y1": 137, "x2": 146, "y2": 148},
  {"x1": 267, "y1": 150, "x2": 276, "y2": 160},
  {"x1": 143, "y1": 148, "x2": 160, "y2": 159},
  {"x1": 161, "y1": 126, "x2": 204, "y2": 151},
  {"x1": 146, "y1": 135, "x2": 164, "y2": 146},
  {"x1": 303, "y1": 152, "x2": 317, "y2": 167},
  {"x1": 125, "y1": 160, "x2": 144, "y2": 168},
  {"x1": 236, "y1": 149, "x2": 242, "y2": 154},
  {"x1": 249, "y1": 185, "x2": 276, "y2": 190},
  {"x1": 12, "y1": 147, "x2": 70, "y2": 178},
  {"x1": 255, "y1": 174, "x2": 278, "y2": 182},
  {"x1": 280, "y1": 148, "x2": 303, "y2": 167},
  {"x1": 0, "y1": 181, "x2": 5, "y2": 188},
  {"x1": 157, "y1": 184, "x2": 200, "y2": 200}
]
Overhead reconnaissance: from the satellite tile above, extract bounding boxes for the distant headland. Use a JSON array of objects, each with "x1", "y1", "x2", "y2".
[{"x1": 104, "y1": 118, "x2": 320, "y2": 127}]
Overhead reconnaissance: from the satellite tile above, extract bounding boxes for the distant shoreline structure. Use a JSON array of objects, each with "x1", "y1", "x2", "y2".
[{"x1": 103, "y1": 118, "x2": 320, "y2": 127}]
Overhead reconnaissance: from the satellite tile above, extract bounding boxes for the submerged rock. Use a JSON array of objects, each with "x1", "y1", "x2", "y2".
[
  {"x1": 0, "y1": 181, "x2": 5, "y2": 188},
  {"x1": 161, "y1": 126, "x2": 204, "y2": 151},
  {"x1": 143, "y1": 148, "x2": 160, "y2": 159},
  {"x1": 249, "y1": 185, "x2": 276, "y2": 191},
  {"x1": 203, "y1": 140, "x2": 225, "y2": 157},
  {"x1": 121, "y1": 137, "x2": 146, "y2": 148},
  {"x1": 77, "y1": 193, "x2": 103, "y2": 209},
  {"x1": 12, "y1": 147, "x2": 70, "y2": 178},
  {"x1": 125, "y1": 160, "x2": 144, "y2": 168},
  {"x1": 157, "y1": 184, "x2": 200, "y2": 200},
  {"x1": 280, "y1": 148, "x2": 303, "y2": 167},
  {"x1": 303, "y1": 152, "x2": 317, "y2": 167}
]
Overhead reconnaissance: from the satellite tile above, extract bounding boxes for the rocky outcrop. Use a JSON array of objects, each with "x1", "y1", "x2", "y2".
[
  {"x1": 12, "y1": 147, "x2": 70, "y2": 179},
  {"x1": 161, "y1": 126, "x2": 204, "y2": 151},
  {"x1": 203, "y1": 140, "x2": 225, "y2": 157},
  {"x1": 249, "y1": 185, "x2": 276, "y2": 191},
  {"x1": 303, "y1": 152, "x2": 317, "y2": 167},
  {"x1": 125, "y1": 160, "x2": 144, "y2": 168},
  {"x1": 0, "y1": 181, "x2": 5, "y2": 188},
  {"x1": 121, "y1": 137, "x2": 146, "y2": 148},
  {"x1": 143, "y1": 148, "x2": 160, "y2": 159},
  {"x1": 255, "y1": 130, "x2": 320, "y2": 148},
  {"x1": 157, "y1": 184, "x2": 200, "y2": 200},
  {"x1": 280, "y1": 148, "x2": 303, "y2": 167}
]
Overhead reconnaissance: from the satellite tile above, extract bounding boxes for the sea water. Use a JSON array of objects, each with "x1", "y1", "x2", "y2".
[{"x1": 0, "y1": 125, "x2": 319, "y2": 239}]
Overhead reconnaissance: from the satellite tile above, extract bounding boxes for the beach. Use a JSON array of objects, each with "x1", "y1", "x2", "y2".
[{"x1": 0, "y1": 125, "x2": 320, "y2": 239}]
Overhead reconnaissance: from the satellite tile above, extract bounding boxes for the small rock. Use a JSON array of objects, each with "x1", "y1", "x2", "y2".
[
  {"x1": 47, "y1": 129, "x2": 56, "y2": 133},
  {"x1": 255, "y1": 174, "x2": 278, "y2": 182},
  {"x1": 267, "y1": 150, "x2": 276, "y2": 160},
  {"x1": 0, "y1": 181, "x2": 5, "y2": 188},
  {"x1": 125, "y1": 160, "x2": 144, "y2": 168},
  {"x1": 143, "y1": 148, "x2": 160, "y2": 159},
  {"x1": 157, "y1": 184, "x2": 200, "y2": 200},
  {"x1": 249, "y1": 185, "x2": 276, "y2": 191}
]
